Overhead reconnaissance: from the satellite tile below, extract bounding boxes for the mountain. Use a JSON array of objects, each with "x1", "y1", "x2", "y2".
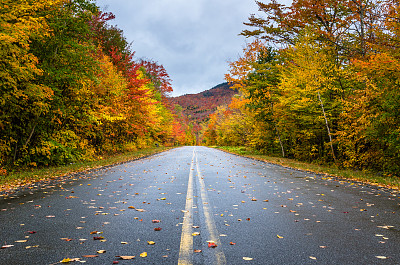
[{"x1": 170, "y1": 82, "x2": 237, "y2": 123}]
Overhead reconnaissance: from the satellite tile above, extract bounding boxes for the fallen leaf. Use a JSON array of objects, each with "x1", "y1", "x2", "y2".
[
  {"x1": 147, "y1": 241, "x2": 155, "y2": 245},
  {"x1": 208, "y1": 242, "x2": 217, "y2": 248},
  {"x1": 15, "y1": 240, "x2": 28, "y2": 243},
  {"x1": 309, "y1": 256, "x2": 317, "y2": 260},
  {"x1": 376, "y1": 256, "x2": 387, "y2": 259},
  {"x1": 152, "y1": 220, "x2": 160, "y2": 223},
  {"x1": 140, "y1": 252, "x2": 147, "y2": 258},
  {"x1": 154, "y1": 227, "x2": 162, "y2": 231},
  {"x1": 82, "y1": 255, "x2": 98, "y2": 258},
  {"x1": 117, "y1": 256, "x2": 135, "y2": 260},
  {"x1": 230, "y1": 242, "x2": 236, "y2": 245},
  {"x1": 192, "y1": 232, "x2": 200, "y2": 236},
  {"x1": 194, "y1": 249, "x2": 202, "y2": 253},
  {"x1": 60, "y1": 258, "x2": 81, "y2": 263},
  {"x1": 243, "y1": 257, "x2": 253, "y2": 261},
  {"x1": 121, "y1": 242, "x2": 128, "y2": 244},
  {"x1": 277, "y1": 235, "x2": 284, "y2": 239},
  {"x1": 1, "y1": 245, "x2": 14, "y2": 249},
  {"x1": 97, "y1": 250, "x2": 106, "y2": 254}
]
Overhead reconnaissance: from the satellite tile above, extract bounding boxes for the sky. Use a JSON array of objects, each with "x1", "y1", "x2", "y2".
[{"x1": 95, "y1": 0, "x2": 262, "y2": 96}]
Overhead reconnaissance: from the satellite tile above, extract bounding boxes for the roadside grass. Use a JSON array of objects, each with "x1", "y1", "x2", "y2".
[
  {"x1": 0, "y1": 146, "x2": 173, "y2": 192},
  {"x1": 215, "y1": 146, "x2": 400, "y2": 190}
]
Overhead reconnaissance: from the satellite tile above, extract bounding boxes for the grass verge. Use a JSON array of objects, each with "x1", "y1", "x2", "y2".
[
  {"x1": 216, "y1": 146, "x2": 400, "y2": 190},
  {"x1": 0, "y1": 146, "x2": 174, "y2": 193}
]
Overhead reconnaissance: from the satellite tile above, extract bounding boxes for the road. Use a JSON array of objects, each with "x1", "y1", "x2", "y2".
[{"x1": 0, "y1": 146, "x2": 399, "y2": 264}]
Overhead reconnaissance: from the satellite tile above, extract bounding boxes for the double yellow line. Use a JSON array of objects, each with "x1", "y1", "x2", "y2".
[{"x1": 178, "y1": 148, "x2": 226, "y2": 265}]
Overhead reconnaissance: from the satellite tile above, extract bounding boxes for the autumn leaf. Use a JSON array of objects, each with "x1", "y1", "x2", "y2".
[
  {"x1": 243, "y1": 257, "x2": 253, "y2": 261},
  {"x1": 61, "y1": 258, "x2": 81, "y2": 263},
  {"x1": 116, "y1": 256, "x2": 135, "y2": 260},
  {"x1": 147, "y1": 241, "x2": 155, "y2": 245},
  {"x1": 140, "y1": 252, "x2": 147, "y2": 257},
  {"x1": 208, "y1": 242, "x2": 217, "y2": 248},
  {"x1": 154, "y1": 227, "x2": 162, "y2": 231},
  {"x1": 277, "y1": 235, "x2": 284, "y2": 239},
  {"x1": 1, "y1": 245, "x2": 14, "y2": 249}
]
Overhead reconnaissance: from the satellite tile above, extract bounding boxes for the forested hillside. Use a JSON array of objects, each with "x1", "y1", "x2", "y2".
[
  {"x1": 203, "y1": 0, "x2": 400, "y2": 176},
  {"x1": 171, "y1": 83, "x2": 236, "y2": 123},
  {"x1": 0, "y1": 0, "x2": 194, "y2": 173},
  {"x1": 171, "y1": 83, "x2": 236, "y2": 144}
]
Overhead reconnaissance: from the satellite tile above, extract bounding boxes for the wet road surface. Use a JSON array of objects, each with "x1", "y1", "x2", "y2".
[{"x1": 1, "y1": 146, "x2": 400, "y2": 264}]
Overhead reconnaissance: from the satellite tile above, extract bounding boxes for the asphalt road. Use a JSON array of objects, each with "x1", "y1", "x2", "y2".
[{"x1": 1, "y1": 146, "x2": 399, "y2": 264}]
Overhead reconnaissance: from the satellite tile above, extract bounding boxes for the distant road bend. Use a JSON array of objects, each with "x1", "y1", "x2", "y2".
[{"x1": 0, "y1": 146, "x2": 399, "y2": 264}]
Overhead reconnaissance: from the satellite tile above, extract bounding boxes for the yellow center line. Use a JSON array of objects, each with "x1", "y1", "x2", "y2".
[
  {"x1": 178, "y1": 148, "x2": 195, "y2": 265},
  {"x1": 196, "y1": 153, "x2": 227, "y2": 265}
]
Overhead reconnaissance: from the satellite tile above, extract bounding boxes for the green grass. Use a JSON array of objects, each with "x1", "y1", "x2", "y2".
[
  {"x1": 0, "y1": 146, "x2": 173, "y2": 192},
  {"x1": 216, "y1": 146, "x2": 400, "y2": 190}
]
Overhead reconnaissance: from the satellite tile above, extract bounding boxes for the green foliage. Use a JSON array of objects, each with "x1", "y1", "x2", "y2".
[
  {"x1": 204, "y1": 0, "x2": 400, "y2": 176},
  {"x1": 0, "y1": 1, "x2": 193, "y2": 171}
]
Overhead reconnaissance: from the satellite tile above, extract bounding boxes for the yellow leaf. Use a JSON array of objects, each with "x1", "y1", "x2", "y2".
[
  {"x1": 243, "y1": 257, "x2": 253, "y2": 261},
  {"x1": 277, "y1": 235, "x2": 284, "y2": 239},
  {"x1": 147, "y1": 241, "x2": 155, "y2": 245},
  {"x1": 140, "y1": 252, "x2": 147, "y2": 257}
]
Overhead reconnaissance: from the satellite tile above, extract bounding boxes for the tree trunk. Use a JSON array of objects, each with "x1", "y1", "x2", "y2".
[
  {"x1": 275, "y1": 125, "x2": 285, "y2": 158},
  {"x1": 271, "y1": 103, "x2": 285, "y2": 157},
  {"x1": 318, "y1": 91, "x2": 337, "y2": 164}
]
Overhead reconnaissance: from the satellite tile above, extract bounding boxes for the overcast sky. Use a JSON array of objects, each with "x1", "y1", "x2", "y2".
[{"x1": 95, "y1": 0, "x2": 263, "y2": 96}]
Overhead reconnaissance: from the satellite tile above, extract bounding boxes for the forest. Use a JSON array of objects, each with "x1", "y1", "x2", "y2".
[
  {"x1": 0, "y1": 0, "x2": 195, "y2": 173},
  {"x1": 203, "y1": 0, "x2": 400, "y2": 176}
]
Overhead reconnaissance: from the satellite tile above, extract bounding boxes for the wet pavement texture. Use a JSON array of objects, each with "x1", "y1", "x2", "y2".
[{"x1": 0, "y1": 146, "x2": 399, "y2": 264}]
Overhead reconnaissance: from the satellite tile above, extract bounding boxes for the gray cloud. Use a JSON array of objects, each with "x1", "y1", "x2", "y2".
[{"x1": 96, "y1": 0, "x2": 260, "y2": 96}]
